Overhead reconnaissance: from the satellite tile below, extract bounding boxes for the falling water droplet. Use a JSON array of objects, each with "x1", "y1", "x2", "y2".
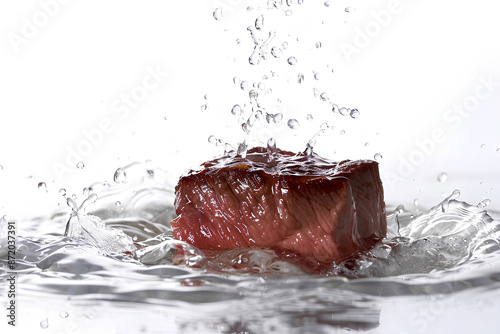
[
  {"x1": 339, "y1": 107, "x2": 348, "y2": 116},
  {"x1": 350, "y1": 108, "x2": 360, "y2": 118},
  {"x1": 114, "y1": 168, "x2": 127, "y2": 183},
  {"x1": 437, "y1": 172, "x2": 448, "y2": 183},
  {"x1": 270, "y1": 46, "x2": 282, "y2": 58},
  {"x1": 340, "y1": 129, "x2": 346, "y2": 135},
  {"x1": 324, "y1": 1, "x2": 331, "y2": 7},
  {"x1": 282, "y1": 41, "x2": 288, "y2": 49},
  {"x1": 307, "y1": 114, "x2": 313, "y2": 121},
  {"x1": 315, "y1": 41, "x2": 322, "y2": 49},
  {"x1": 213, "y1": 8, "x2": 222, "y2": 20},
  {"x1": 59, "y1": 188, "x2": 67, "y2": 196},
  {"x1": 255, "y1": 15, "x2": 264, "y2": 30},
  {"x1": 374, "y1": 153, "x2": 382, "y2": 161},
  {"x1": 208, "y1": 135, "x2": 217, "y2": 144},
  {"x1": 297, "y1": 73, "x2": 305, "y2": 83},
  {"x1": 240, "y1": 81, "x2": 248, "y2": 90},
  {"x1": 60, "y1": 311, "x2": 69, "y2": 318},
  {"x1": 77, "y1": 161, "x2": 85, "y2": 169},
  {"x1": 314, "y1": 72, "x2": 321, "y2": 80},
  {"x1": 38, "y1": 182, "x2": 47, "y2": 191},
  {"x1": 480, "y1": 144, "x2": 486, "y2": 149},
  {"x1": 115, "y1": 201, "x2": 122, "y2": 207},
  {"x1": 320, "y1": 92, "x2": 329, "y2": 101},
  {"x1": 231, "y1": 104, "x2": 243, "y2": 116},
  {"x1": 40, "y1": 318, "x2": 49, "y2": 329},
  {"x1": 288, "y1": 119, "x2": 299, "y2": 129},
  {"x1": 0, "y1": 165, "x2": 3, "y2": 171},
  {"x1": 287, "y1": 57, "x2": 297, "y2": 65},
  {"x1": 345, "y1": 6, "x2": 354, "y2": 12}
]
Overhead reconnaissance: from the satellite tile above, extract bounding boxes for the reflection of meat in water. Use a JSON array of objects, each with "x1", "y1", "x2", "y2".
[{"x1": 171, "y1": 147, "x2": 386, "y2": 272}]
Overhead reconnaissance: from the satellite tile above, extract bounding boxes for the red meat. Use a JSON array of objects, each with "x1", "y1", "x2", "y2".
[{"x1": 171, "y1": 147, "x2": 386, "y2": 271}]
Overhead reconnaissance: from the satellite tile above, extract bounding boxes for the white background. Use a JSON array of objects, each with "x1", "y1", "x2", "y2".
[{"x1": 1, "y1": 0, "x2": 499, "y2": 216}]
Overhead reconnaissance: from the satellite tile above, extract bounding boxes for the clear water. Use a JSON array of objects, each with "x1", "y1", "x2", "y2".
[{"x1": 2, "y1": 162, "x2": 500, "y2": 333}]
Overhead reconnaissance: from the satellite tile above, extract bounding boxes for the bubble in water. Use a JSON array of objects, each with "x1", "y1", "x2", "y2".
[
  {"x1": 59, "y1": 188, "x2": 67, "y2": 196},
  {"x1": 350, "y1": 108, "x2": 360, "y2": 118},
  {"x1": 38, "y1": 182, "x2": 47, "y2": 191},
  {"x1": 437, "y1": 172, "x2": 448, "y2": 183},
  {"x1": 339, "y1": 107, "x2": 348, "y2": 116},
  {"x1": 287, "y1": 57, "x2": 297, "y2": 65},
  {"x1": 114, "y1": 168, "x2": 127, "y2": 184},
  {"x1": 288, "y1": 119, "x2": 299, "y2": 129},
  {"x1": 213, "y1": 8, "x2": 222, "y2": 21},
  {"x1": 255, "y1": 15, "x2": 264, "y2": 30},
  {"x1": 40, "y1": 318, "x2": 49, "y2": 329},
  {"x1": 297, "y1": 73, "x2": 305, "y2": 83},
  {"x1": 60, "y1": 311, "x2": 69, "y2": 318},
  {"x1": 231, "y1": 104, "x2": 243, "y2": 116},
  {"x1": 77, "y1": 161, "x2": 85, "y2": 169},
  {"x1": 374, "y1": 153, "x2": 382, "y2": 161}
]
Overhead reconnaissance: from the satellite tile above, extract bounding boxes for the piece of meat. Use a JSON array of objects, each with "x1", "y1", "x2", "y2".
[{"x1": 170, "y1": 147, "x2": 386, "y2": 271}]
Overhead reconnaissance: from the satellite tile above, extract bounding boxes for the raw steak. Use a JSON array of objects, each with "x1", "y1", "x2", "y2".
[{"x1": 171, "y1": 147, "x2": 386, "y2": 271}]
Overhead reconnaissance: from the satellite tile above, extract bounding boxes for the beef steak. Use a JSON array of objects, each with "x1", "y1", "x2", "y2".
[{"x1": 171, "y1": 147, "x2": 386, "y2": 270}]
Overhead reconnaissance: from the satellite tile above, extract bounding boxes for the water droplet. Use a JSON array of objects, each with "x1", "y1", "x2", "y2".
[
  {"x1": 320, "y1": 92, "x2": 329, "y2": 101},
  {"x1": 77, "y1": 161, "x2": 85, "y2": 169},
  {"x1": 340, "y1": 129, "x2": 346, "y2": 135},
  {"x1": 208, "y1": 135, "x2": 217, "y2": 144},
  {"x1": 233, "y1": 76, "x2": 240, "y2": 85},
  {"x1": 231, "y1": 104, "x2": 243, "y2": 116},
  {"x1": 60, "y1": 311, "x2": 69, "y2": 318},
  {"x1": 163, "y1": 116, "x2": 168, "y2": 120},
  {"x1": 201, "y1": 104, "x2": 208, "y2": 112},
  {"x1": 115, "y1": 201, "x2": 122, "y2": 207},
  {"x1": 71, "y1": 194, "x2": 77, "y2": 201},
  {"x1": 480, "y1": 144, "x2": 486, "y2": 149},
  {"x1": 40, "y1": 318, "x2": 49, "y2": 329},
  {"x1": 249, "y1": 90, "x2": 259, "y2": 102},
  {"x1": 350, "y1": 108, "x2": 360, "y2": 118},
  {"x1": 345, "y1": 6, "x2": 354, "y2": 12},
  {"x1": 282, "y1": 42, "x2": 288, "y2": 50},
  {"x1": 297, "y1": 73, "x2": 305, "y2": 83},
  {"x1": 271, "y1": 46, "x2": 282, "y2": 58},
  {"x1": 255, "y1": 15, "x2": 264, "y2": 30},
  {"x1": 288, "y1": 119, "x2": 299, "y2": 129},
  {"x1": 213, "y1": 8, "x2": 222, "y2": 21},
  {"x1": 240, "y1": 81, "x2": 248, "y2": 90},
  {"x1": 315, "y1": 41, "x2": 322, "y2": 49},
  {"x1": 285, "y1": 9, "x2": 292, "y2": 16},
  {"x1": 114, "y1": 168, "x2": 127, "y2": 183},
  {"x1": 331, "y1": 104, "x2": 338, "y2": 113},
  {"x1": 441, "y1": 189, "x2": 460, "y2": 212},
  {"x1": 38, "y1": 182, "x2": 47, "y2": 191},
  {"x1": 307, "y1": 114, "x2": 313, "y2": 121},
  {"x1": 374, "y1": 153, "x2": 383, "y2": 161},
  {"x1": 413, "y1": 199, "x2": 419, "y2": 207},
  {"x1": 0, "y1": 165, "x2": 3, "y2": 171},
  {"x1": 132, "y1": 235, "x2": 138, "y2": 241},
  {"x1": 67, "y1": 197, "x2": 78, "y2": 212},
  {"x1": 339, "y1": 107, "x2": 348, "y2": 116},
  {"x1": 364, "y1": 142, "x2": 370, "y2": 147},
  {"x1": 237, "y1": 141, "x2": 248, "y2": 158},
  {"x1": 324, "y1": 1, "x2": 331, "y2": 7},
  {"x1": 314, "y1": 72, "x2": 321, "y2": 80},
  {"x1": 59, "y1": 188, "x2": 67, "y2": 196},
  {"x1": 437, "y1": 172, "x2": 448, "y2": 183},
  {"x1": 477, "y1": 198, "x2": 491, "y2": 209},
  {"x1": 287, "y1": 57, "x2": 297, "y2": 65}
]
